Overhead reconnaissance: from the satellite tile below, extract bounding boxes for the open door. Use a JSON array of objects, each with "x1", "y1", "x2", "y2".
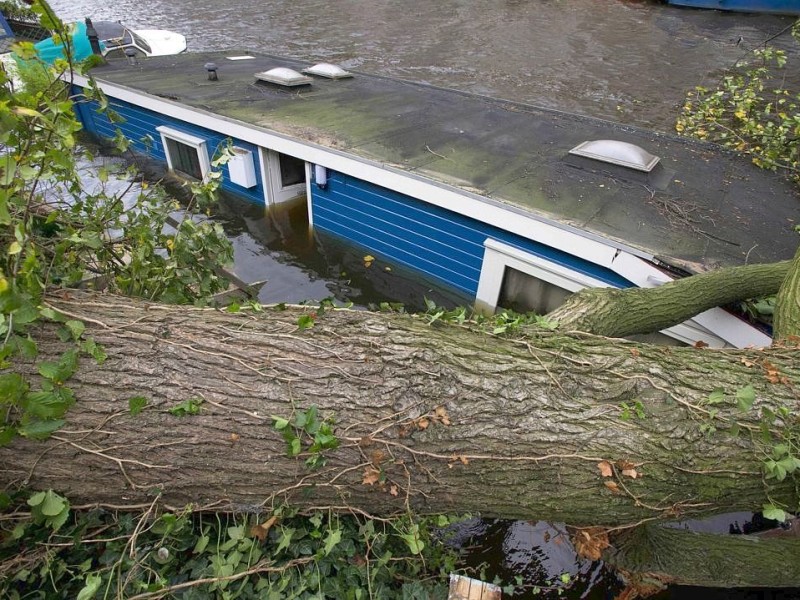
[{"x1": 259, "y1": 148, "x2": 306, "y2": 206}]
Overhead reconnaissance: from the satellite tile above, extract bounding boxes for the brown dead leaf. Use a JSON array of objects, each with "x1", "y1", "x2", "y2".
[
  {"x1": 621, "y1": 468, "x2": 639, "y2": 479},
  {"x1": 693, "y1": 340, "x2": 709, "y2": 349},
  {"x1": 389, "y1": 485, "x2": 399, "y2": 497},
  {"x1": 741, "y1": 357, "x2": 755, "y2": 367},
  {"x1": 572, "y1": 527, "x2": 610, "y2": 561},
  {"x1": 459, "y1": 455, "x2": 469, "y2": 465},
  {"x1": 370, "y1": 449, "x2": 387, "y2": 467},
  {"x1": 358, "y1": 436, "x2": 374, "y2": 447},
  {"x1": 229, "y1": 433, "x2": 240, "y2": 443},
  {"x1": 597, "y1": 461, "x2": 613, "y2": 478},
  {"x1": 417, "y1": 417, "x2": 430, "y2": 430},
  {"x1": 362, "y1": 467, "x2": 381, "y2": 486},
  {"x1": 629, "y1": 348, "x2": 640, "y2": 358},
  {"x1": 604, "y1": 481, "x2": 621, "y2": 494},
  {"x1": 250, "y1": 515, "x2": 278, "y2": 542},
  {"x1": 616, "y1": 460, "x2": 635, "y2": 471},
  {"x1": 434, "y1": 406, "x2": 452, "y2": 426}
]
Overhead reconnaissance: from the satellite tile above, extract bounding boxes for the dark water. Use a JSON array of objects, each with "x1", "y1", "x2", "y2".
[
  {"x1": 49, "y1": 0, "x2": 797, "y2": 131},
  {"x1": 48, "y1": 0, "x2": 800, "y2": 596}
]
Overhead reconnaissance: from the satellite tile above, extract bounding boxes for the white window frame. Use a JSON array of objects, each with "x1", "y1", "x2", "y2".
[
  {"x1": 474, "y1": 238, "x2": 728, "y2": 347},
  {"x1": 258, "y1": 148, "x2": 306, "y2": 206},
  {"x1": 156, "y1": 126, "x2": 211, "y2": 181},
  {"x1": 475, "y1": 238, "x2": 610, "y2": 315}
]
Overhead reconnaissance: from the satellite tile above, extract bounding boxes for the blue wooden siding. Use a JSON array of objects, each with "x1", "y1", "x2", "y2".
[
  {"x1": 311, "y1": 171, "x2": 631, "y2": 297},
  {"x1": 73, "y1": 90, "x2": 266, "y2": 205}
]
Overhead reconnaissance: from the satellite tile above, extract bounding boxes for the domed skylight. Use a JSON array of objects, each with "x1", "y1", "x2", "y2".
[
  {"x1": 568, "y1": 140, "x2": 660, "y2": 172},
  {"x1": 254, "y1": 68, "x2": 313, "y2": 87}
]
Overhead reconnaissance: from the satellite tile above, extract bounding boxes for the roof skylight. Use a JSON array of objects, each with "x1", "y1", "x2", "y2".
[
  {"x1": 303, "y1": 63, "x2": 353, "y2": 79},
  {"x1": 254, "y1": 67, "x2": 313, "y2": 87},
  {"x1": 568, "y1": 140, "x2": 660, "y2": 172}
]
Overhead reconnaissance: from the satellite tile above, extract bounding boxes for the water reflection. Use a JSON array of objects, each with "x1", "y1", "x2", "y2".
[{"x1": 211, "y1": 194, "x2": 472, "y2": 311}]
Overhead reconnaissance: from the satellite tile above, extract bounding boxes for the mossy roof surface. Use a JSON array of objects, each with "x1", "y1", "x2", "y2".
[{"x1": 89, "y1": 52, "x2": 800, "y2": 273}]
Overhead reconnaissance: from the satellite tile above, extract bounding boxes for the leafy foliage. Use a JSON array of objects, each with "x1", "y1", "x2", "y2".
[
  {"x1": 0, "y1": 1, "x2": 232, "y2": 444},
  {"x1": 676, "y1": 25, "x2": 800, "y2": 182},
  {"x1": 0, "y1": 499, "x2": 457, "y2": 599},
  {"x1": 272, "y1": 405, "x2": 340, "y2": 469}
]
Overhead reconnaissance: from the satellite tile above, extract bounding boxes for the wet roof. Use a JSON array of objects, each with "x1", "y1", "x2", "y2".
[{"x1": 87, "y1": 52, "x2": 800, "y2": 273}]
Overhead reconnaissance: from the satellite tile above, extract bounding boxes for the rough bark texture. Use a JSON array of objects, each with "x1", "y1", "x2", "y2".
[
  {"x1": 774, "y1": 245, "x2": 800, "y2": 341},
  {"x1": 2, "y1": 291, "x2": 797, "y2": 530},
  {"x1": 605, "y1": 523, "x2": 800, "y2": 589},
  {"x1": 548, "y1": 260, "x2": 790, "y2": 339}
]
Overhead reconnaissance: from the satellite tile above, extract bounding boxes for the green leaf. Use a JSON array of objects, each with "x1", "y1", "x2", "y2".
[
  {"x1": 297, "y1": 314, "x2": 315, "y2": 330},
  {"x1": 8, "y1": 241, "x2": 22, "y2": 255},
  {"x1": 193, "y1": 534, "x2": 210, "y2": 555},
  {"x1": 271, "y1": 416, "x2": 290, "y2": 430},
  {"x1": 128, "y1": 396, "x2": 148, "y2": 416},
  {"x1": 64, "y1": 320, "x2": 85, "y2": 340},
  {"x1": 27, "y1": 491, "x2": 46, "y2": 507},
  {"x1": 40, "y1": 490, "x2": 66, "y2": 516},
  {"x1": 289, "y1": 437, "x2": 302, "y2": 457},
  {"x1": 323, "y1": 528, "x2": 342, "y2": 556},
  {"x1": 762, "y1": 504, "x2": 787, "y2": 522},
  {"x1": 18, "y1": 419, "x2": 65, "y2": 439},
  {"x1": 736, "y1": 385, "x2": 756, "y2": 412},
  {"x1": 706, "y1": 389, "x2": 725, "y2": 404}
]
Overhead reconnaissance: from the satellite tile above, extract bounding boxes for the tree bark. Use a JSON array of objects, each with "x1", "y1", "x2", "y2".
[
  {"x1": 604, "y1": 522, "x2": 800, "y2": 590},
  {"x1": 774, "y1": 245, "x2": 800, "y2": 341},
  {"x1": 2, "y1": 291, "x2": 797, "y2": 528},
  {"x1": 547, "y1": 260, "x2": 791, "y2": 339}
]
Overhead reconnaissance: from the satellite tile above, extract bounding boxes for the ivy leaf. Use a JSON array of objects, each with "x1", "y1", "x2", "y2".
[
  {"x1": 736, "y1": 385, "x2": 755, "y2": 412},
  {"x1": 40, "y1": 490, "x2": 67, "y2": 516},
  {"x1": 706, "y1": 389, "x2": 725, "y2": 404},
  {"x1": 271, "y1": 416, "x2": 290, "y2": 430},
  {"x1": 128, "y1": 396, "x2": 148, "y2": 416},
  {"x1": 323, "y1": 528, "x2": 342, "y2": 556},
  {"x1": 18, "y1": 419, "x2": 65, "y2": 439},
  {"x1": 76, "y1": 573, "x2": 102, "y2": 600}
]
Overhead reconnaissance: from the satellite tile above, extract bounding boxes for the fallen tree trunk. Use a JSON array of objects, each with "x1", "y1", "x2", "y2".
[
  {"x1": 548, "y1": 259, "x2": 790, "y2": 338},
  {"x1": 2, "y1": 291, "x2": 797, "y2": 525},
  {"x1": 2, "y1": 291, "x2": 800, "y2": 589}
]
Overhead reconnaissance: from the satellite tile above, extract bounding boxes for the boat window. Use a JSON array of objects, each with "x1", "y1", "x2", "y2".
[
  {"x1": 497, "y1": 267, "x2": 572, "y2": 315},
  {"x1": 156, "y1": 126, "x2": 210, "y2": 182},
  {"x1": 129, "y1": 30, "x2": 151, "y2": 54}
]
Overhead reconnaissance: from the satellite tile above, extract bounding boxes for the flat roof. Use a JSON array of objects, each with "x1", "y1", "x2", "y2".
[{"x1": 86, "y1": 52, "x2": 800, "y2": 274}]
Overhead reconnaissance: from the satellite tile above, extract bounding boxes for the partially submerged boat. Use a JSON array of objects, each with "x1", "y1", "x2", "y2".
[
  {"x1": 664, "y1": 0, "x2": 800, "y2": 15},
  {"x1": 69, "y1": 51, "x2": 799, "y2": 348},
  {"x1": 33, "y1": 19, "x2": 186, "y2": 64}
]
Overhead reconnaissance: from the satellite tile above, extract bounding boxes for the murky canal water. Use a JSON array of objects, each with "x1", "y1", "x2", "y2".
[
  {"x1": 44, "y1": 0, "x2": 799, "y2": 596},
  {"x1": 50, "y1": 0, "x2": 797, "y2": 131}
]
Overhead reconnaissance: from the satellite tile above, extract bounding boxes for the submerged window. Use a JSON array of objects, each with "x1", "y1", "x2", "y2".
[
  {"x1": 498, "y1": 267, "x2": 572, "y2": 315},
  {"x1": 156, "y1": 126, "x2": 210, "y2": 182}
]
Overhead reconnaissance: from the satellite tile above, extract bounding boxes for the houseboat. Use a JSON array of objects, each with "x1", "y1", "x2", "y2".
[
  {"x1": 70, "y1": 52, "x2": 799, "y2": 348},
  {"x1": 665, "y1": 0, "x2": 800, "y2": 15}
]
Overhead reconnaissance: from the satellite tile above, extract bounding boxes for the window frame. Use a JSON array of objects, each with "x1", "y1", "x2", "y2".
[
  {"x1": 156, "y1": 126, "x2": 211, "y2": 181},
  {"x1": 474, "y1": 238, "x2": 610, "y2": 315}
]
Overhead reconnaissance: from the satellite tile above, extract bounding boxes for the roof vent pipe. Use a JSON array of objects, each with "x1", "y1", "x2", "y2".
[
  {"x1": 205, "y1": 62, "x2": 218, "y2": 81},
  {"x1": 124, "y1": 47, "x2": 137, "y2": 66}
]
